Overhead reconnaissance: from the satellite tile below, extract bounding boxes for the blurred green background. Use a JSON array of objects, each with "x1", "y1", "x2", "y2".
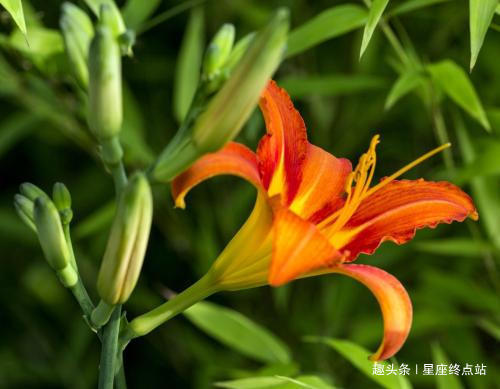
[{"x1": 1, "y1": 0, "x2": 499, "y2": 388}]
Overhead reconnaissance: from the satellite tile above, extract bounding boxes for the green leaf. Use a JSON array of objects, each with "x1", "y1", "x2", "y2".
[
  {"x1": 122, "y1": 0, "x2": 161, "y2": 30},
  {"x1": 6, "y1": 26, "x2": 64, "y2": 58},
  {"x1": 215, "y1": 375, "x2": 336, "y2": 389},
  {"x1": 387, "y1": 0, "x2": 451, "y2": 18},
  {"x1": 279, "y1": 74, "x2": 386, "y2": 98},
  {"x1": 215, "y1": 376, "x2": 286, "y2": 388},
  {"x1": 360, "y1": 0, "x2": 389, "y2": 58},
  {"x1": 413, "y1": 238, "x2": 493, "y2": 257},
  {"x1": 431, "y1": 343, "x2": 464, "y2": 389},
  {"x1": 0, "y1": 0, "x2": 26, "y2": 35},
  {"x1": 275, "y1": 375, "x2": 336, "y2": 389},
  {"x1": 286, "y1": 5, "x2": 367, "y2": 58},
  {"x1": 173, "y1": 6, "x2": 204, "y2": 122},
  {"x1": 477, "y1": 318, "x2": 500, "y2": 341},
  {"x1": 305, "y1": 337, "x2": 411, "y2": 389},
  {"x1": 427, "y1": 60, "x2": 490, "y2": 131},
  {"x1": 453, "y1": 140, "x2": 500, "y2": 183},
  {"x1": 455, "y1": 113, "x2": 500, "y2": 249},
  {"x1": 184, "y1": 301, "x2": 291, "y2": 364},
  {"x1": 469, "y1": 0, "x2": 498, "y2": 71},
  {"x1": 385, "y1": 71, "x2": 424, "y2": 110}
]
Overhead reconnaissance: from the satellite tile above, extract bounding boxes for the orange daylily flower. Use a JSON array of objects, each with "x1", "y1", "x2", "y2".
[{"x1": 172, "y1": 81, "x2": 478, "y2": 361}]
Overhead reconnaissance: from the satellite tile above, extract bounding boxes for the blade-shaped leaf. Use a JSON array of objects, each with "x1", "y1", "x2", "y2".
[
  {"x1": 215, "y1": 375, "x2": 336, "y2": 389},
  {"x1": 0, "y1": 0, "x2": 26, "y2": 35},
  {"x1": 305, "y1": 337, "x2": 412, "y2": 389},
  {"x1": 427, "y1": 60, "x2": 490, "y2": 131},
  {"x1": 184, "y1": 301, "x2": 291, "y2": 364},
  {"x1": 385, "y1": 71, "x2": 424, "y2": 110},
  {"x1": 455, "y1": 112, "x2": 500, "y2": 249},
  {"x1": 286, "y1": 5, "x2": 367, "y2": 58},
  {"x1": 431, "y1": 343, "x2": 464, "y2": 389},
  {"x1": 413, "y1": 238, "x2": 493, "y2": 257},
  {"x1": 477, "y1": 318, "x2": 500, "y2": 341},
  {"x1": 215, "y1": 376, "x2": 285, "y2": 388},
  {"x1": 469, "y1": 0, "x2": 497, "y2": 71},
  {"x1": 173, "y1": 6, "x2": 204, "y2": 122},
  {"x1": 387, "y1": 0, "x2": 451, "y2": 18},
  {"x1": 122, "y1": 0, "x2": 161, "y2": 30},
  {"x1": 360, "y1": 0, "x2": 389, "y2": 58},
  {"x1": 279, "y1": 74, "x2": 386, "y2": 98},
  {"x1": 452, "y1": 140, "x2": 500, "y2": 183}
]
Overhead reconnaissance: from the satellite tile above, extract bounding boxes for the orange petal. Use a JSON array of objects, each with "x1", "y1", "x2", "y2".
[
  {"x1": 290, "y1": 144, "x2": 352, "y2": 223},
  {"x1": 337, "y1": 179, "x2": 478, "y2": 261},
  {"x1": 171, "y1": 142, "x2": 262, "y2": 208},
  {"x1": 329, "y1": 264, "x2": 412, "y2": 361},
  {"x1": 258, "y1": 80, "x2": 308, "y2": 204},
  {"x1": 269, "y1": 202, "x2": 341, "y2": 286}
]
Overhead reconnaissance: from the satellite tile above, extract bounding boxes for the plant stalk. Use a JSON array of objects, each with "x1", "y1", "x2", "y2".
[
  {"x1": 98, "y1": 305, "x2": 122, "y2": 389},
  {"x1": 119, "y1": 273, "x2": 218, "y2": 348}
]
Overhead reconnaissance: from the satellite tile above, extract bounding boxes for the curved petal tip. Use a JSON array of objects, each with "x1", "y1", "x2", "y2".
[{"x1": 330, "y1": 264, "x2": 413, "y2": 361}]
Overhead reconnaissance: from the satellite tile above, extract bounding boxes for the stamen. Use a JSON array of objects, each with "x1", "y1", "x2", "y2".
[
  {"x1": 364, "y1": 142, "x2": 451, "y2": 198},
  {"x1": 319, "y1": 135, "x2": 379, "y2": 232},
  {"x1": 319, "y1": 138, "x2": 450, "y2": 246}
]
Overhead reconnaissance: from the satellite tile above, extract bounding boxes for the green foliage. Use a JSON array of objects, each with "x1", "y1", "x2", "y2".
[
  {"x1": 286, "y1": 5, "x2": 367, "y2": 57},
  {"x1": 360, "y1": 0, "x2": 389, "y2": 58},
  {"x1": 185, "y1": 301, "x2": 291, "y2": 364},
  {"x1": 0, "y1": 0, "x2": 26, "y2": 35},
  {"x1": 469, "y1": 0, "x2": 497, "y2": 71},
  {"x1": 427, "y1": 60, "x2": 491, "y2": 131},
  {"x1": 1, "y1": 1, "x2": 499, "y2": 388},
  {"x1": 173, "y1": 6, "x2": 204, "y2": 122},
  {"x1": 306, "y1": 337, "x2": 411, "y2": 389}
]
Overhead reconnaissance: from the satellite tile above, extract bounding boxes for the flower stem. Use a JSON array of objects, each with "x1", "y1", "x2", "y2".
[
  {"x1": 63, "y1": 224, "x2": 95, "y2": 319},
  {"x1": 115, "y1": 353, "x2": 127, "y2": 389},
  {"x1": 119, "y1": 273, "x2": 218, "y2": 348},
  {"x1": 98, "y1": 305, "x2": 122, "y2": 389},
  {"x1": 111, "y1": 162, "x2": 128, "y2": 194}
]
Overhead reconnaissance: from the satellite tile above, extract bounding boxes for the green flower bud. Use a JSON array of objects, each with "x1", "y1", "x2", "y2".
[
  {"x1": 60, "y1": 2, "x2": 93, "y2": 88},
  {"x1": 20, "y1": 182, "x2": 48, "y2": 202},
  {"x1": 223, "y1": 32, "x2": 256, "y2": 74},
  {"x1": 34, "y1": 197, "x2": 77, "y2": 287},
  {"x1": 151, "y1": 9, "x2": 289, "y2": 182},
  {"x1": 53, "y1": 182, "x2": 73, "y2": 225},
  {"x1": 202, "y1": 24, "x2": 235, "y2": 81},
  {"x1": 14, "y1": 194, "x2": 36, "y2": 232},
  {"x1": 88, "y1": 17, "x2": 122, "y2": 141},
  {"x1": 193, "y1": 9, "x2": 289, "y2": 153},
  {"x1": 97, "y1": 173, "x2": 153, "y2": 304},
  {"x1": 98, "y1": 2, "x2": 126, "y2": 40}
]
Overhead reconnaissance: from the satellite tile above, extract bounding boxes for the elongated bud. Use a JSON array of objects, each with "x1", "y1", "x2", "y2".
[
  {"x1": 223, "y1": 32, "x2": 255, "y2": 74},
  {"x1": 60, "y1": 2, "x2": 93, "y2": 88},
  {"x1": 20, "y1": 182, "x2": 48, "y2": 202},
  {"x1": 53, "y1": 182, "x2": 73, "y2": 225},
  {"x1": 194, "y1": 9, "x2": 289, "y2": 153},
  {"x1": 152, "y1": 9, "x2": 289, "y2": 182},
  {"x1": 14, "y1": 194, "x2": 36, "y2": 232},
  {"x1": 202, "y1": 24, "x2": 235, "y2": 81},
  {"x1": 97, "y1": 173, "x2": 153, "y2": 304},
  {"x1": 99, "y1": 2, "x2": 126, "y2": 40},
  {"x1": 34, "y1": 197, "x2": 77, "y2": 287},
  {"x1": 88, "y1": 11, "x2": 122, "y2": 141}
]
